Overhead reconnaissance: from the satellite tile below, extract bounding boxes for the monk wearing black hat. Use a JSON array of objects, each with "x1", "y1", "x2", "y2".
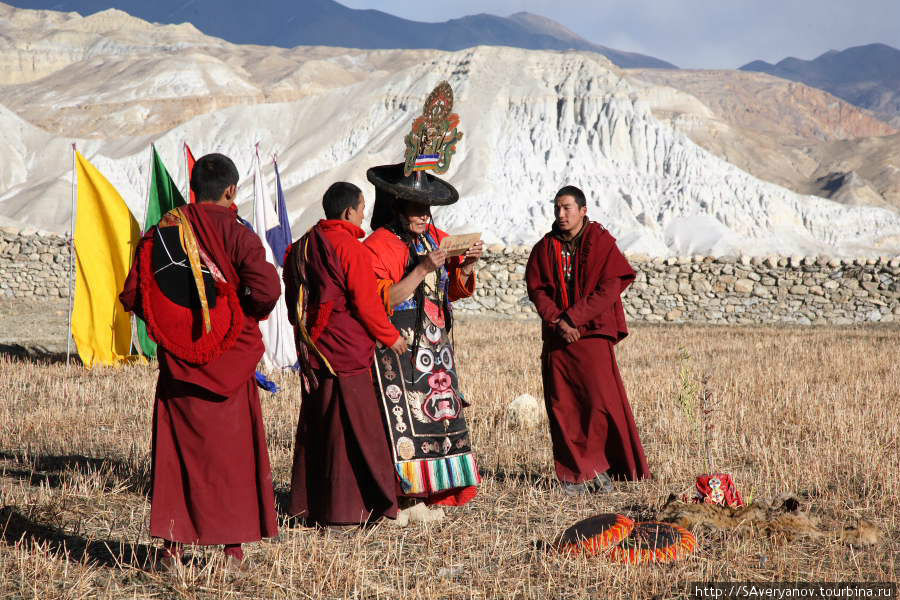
[
  {"x1": 364, "y1": 82, "x2": 483, "y2": 523},
  {"x1": 525, "y1": 185, "x2": 651, "y2": 495},
  {"x1": 119, "y1": 153, "x2": 280, "y2": 569}
]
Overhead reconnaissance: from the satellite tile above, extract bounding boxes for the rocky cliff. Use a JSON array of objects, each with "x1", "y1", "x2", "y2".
[
  {"x1": 630, "y1": 68, "x2": 900, "y2": 210},
  {"x1": 1, "y1": 5, "x2": 900, "y2": 257}
]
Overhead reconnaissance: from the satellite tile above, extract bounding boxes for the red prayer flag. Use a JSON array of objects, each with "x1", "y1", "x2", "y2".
[{"x1": 185, "y1": 143, "x2": 197, "y2": 203}]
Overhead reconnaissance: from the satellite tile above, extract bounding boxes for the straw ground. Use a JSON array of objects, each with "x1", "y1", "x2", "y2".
[{"x1": 1, "y1": 307, "x2": 898, "y2": 599}]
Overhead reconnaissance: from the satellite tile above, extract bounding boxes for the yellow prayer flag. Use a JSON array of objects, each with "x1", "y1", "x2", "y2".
[{"x1": 72, "y1": 151, "x2": 140, "y2": 367}]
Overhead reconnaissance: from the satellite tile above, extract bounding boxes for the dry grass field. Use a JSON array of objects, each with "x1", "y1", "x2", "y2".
[{"x1": 1, "y1": 316, "x2": 898, "y2": 599}]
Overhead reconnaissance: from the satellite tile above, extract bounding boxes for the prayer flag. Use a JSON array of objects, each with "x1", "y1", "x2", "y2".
[
  {"x1": 266, "y1": 159, "x2": 292, "y2": 268},
  {"x1": 185, "y1": 143, "x2": 197, "y2": 203},
  {"x1": 135, "y1": 147, "x2": 186, "y2": 359},
  {"x1": 252, "y1": 148, "x2": 296, "y2": 370},
  {"x1": 72, "y1": 151, "x2": 141, "y2": 367}
]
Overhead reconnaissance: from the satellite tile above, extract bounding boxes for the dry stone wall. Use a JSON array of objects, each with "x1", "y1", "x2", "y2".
[
  {"x1": 2, "y1": 230, "x2": 898, "y2": 325},
  {"x1": 0, "y1": 228, "x2": 70, "y2": 299},
  {"x1": 453, "y1": 246, "x2": 900, "y2": 325}
]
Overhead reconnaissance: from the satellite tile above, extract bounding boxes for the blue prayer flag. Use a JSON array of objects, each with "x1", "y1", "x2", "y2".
[{"x1": 265, "y1": 161, "x2": 292, "y2": 268}]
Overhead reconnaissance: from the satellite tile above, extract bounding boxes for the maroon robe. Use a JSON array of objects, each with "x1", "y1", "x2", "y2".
[
  {"x1": 526, "y1": 219, "x2": 651, "y2": 483},
  {"x1": 120, "y1": 203, "x2": 280, "y2": 544},
  {"x1": 284, "y1": 220, "x2": 402, "y2": 525}
]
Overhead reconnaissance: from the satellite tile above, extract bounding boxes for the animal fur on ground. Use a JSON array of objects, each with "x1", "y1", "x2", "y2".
[{"x1": 658, "y1": 494, "x2": 881, "y2": 546}]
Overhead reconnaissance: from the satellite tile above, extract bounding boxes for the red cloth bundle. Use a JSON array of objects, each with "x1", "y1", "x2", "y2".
[{"x1": 694, "y1": 473, "x2": 744, "y2": 508}]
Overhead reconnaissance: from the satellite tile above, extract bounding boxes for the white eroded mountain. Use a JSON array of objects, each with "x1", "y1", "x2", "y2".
[
  {"x1": 3, "y1": 46, "x2": 900, "y2": 256},
  {"x1": 1, "y1": 3, "x2": 899, "y2": 256},
  {"x1": 0, "y1": 2, "x2": 432, "y2": 136}
]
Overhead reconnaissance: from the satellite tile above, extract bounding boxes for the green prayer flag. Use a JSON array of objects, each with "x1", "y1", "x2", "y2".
[{"x1": 136, "y1": 147, "x2": 186, "y2": 359}]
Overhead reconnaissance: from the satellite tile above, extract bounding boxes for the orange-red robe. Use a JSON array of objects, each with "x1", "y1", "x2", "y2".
[
  {"x1": 284, "y1": 219, "x2": 403, "y2": 525},
  {"x1": 526, "y1": 220, "x2": 651, "y2": 484},
  {"x1": 120, "y1": 203, "x2": 280, "y2": 545}
]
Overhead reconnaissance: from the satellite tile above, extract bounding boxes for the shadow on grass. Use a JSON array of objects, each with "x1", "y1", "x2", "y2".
[
  {"x1": 272, "y1": 488, "x2": 385, "y2": 532},
  {"x1": 480, "y1": 467, "x2": 555, "y2": 490},
  {"x1": 0, "y1": 343, "x2": 74, "y2": 365},
  {"x1": 274, "y1": 488, "x2": 308, "y2": 530},
  {"x1": 0, "y1": 452, "x2": 151, "y2": 497},
  {"x1": 0, "y1": 505, "x2": 159, "y2": 570},
  {"x1": 618, "y1": 502, "x2": 659, "y2": 522}
]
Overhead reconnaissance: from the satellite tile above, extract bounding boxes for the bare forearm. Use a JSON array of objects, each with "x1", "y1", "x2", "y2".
[{"x1": 389, "y1": 265, "x2": 428, "y2": 307}]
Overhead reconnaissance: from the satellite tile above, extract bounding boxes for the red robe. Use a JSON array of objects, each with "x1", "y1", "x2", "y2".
[
  {"x1": 284, "y1": 219, "x2": 403, "y2": 525},
  {"x1": 526, "y1": 220, "x2": 651, "y2": 483},
  {"x1": 364, "y1": 224, "x2": 475, "y2": 304},
  {"x1": 120, "y1": 203, "x2": 281, "y2": 545}
]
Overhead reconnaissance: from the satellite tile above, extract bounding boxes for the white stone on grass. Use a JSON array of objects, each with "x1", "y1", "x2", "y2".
[{"x1": 506, "y1": 394, "x2": 547, "y2": 430}]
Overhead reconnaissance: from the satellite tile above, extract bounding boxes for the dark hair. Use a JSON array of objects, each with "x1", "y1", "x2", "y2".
[
  {"x1": 370, "y1": 188, "x2": 395, "y2": 231},
  {"x1": 554, "y1": 185, "x2": 587, "y2": 208},
  {"x1": 190, "y1": 154, "x2": 239, "y2": 202},
  {"x1": 322, "y1": 182, "x2": 362, "y2": 219},
  {"x1": 374, "y1": 192, "x2": 450, "y2": 357}
]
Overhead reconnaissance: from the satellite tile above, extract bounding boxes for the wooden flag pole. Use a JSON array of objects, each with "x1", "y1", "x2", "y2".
[
  {"x1": 65, "y1": 143, "x2": 77, "y2": 367},
  {"x1": 253, "y1": 142, "x2": 261, "y2": 229},
  {"x1": 141, "y1": 144, "x2": 154, "y2": 234},
  {"x1": 183, "y1": 141, "x2": 190, "y2": 201}
]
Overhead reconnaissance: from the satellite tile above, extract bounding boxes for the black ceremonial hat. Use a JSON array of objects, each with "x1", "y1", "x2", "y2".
[
  {"x1": 366, "y1": 163, "x2": 458, "y2": 206},
  {"x1": 367, "y1": 81, "x2": 464, "y2": 227}
]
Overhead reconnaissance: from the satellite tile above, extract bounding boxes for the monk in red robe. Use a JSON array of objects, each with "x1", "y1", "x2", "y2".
[
  {"x1": 284, "y1": 182, "x2": 408, "y2": 528},
  {"x1": 525, "y1": 185, "x2": 651, "y2": 495},
  {"x1": 120, "y1": 154, "x2": 280, "y2": 568}
]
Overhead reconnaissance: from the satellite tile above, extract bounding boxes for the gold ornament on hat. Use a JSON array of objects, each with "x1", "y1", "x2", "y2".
[{"x1": 403, "y1": 81, "x2": 464, "y2": 177}]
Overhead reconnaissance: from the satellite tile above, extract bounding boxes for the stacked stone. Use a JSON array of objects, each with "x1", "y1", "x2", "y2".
[
  {"x1": 0, "y1": 227, "x2": 71, "y2": 299},
  {"x1": 625, "y1": 254, "x2": 899, "y2": 325},
  {"x1": 2, "y1": 229, "x2": 898, "y2": 325},
  {"x1": 458, "y1": 248, "x2": 900, "y2": 325},
  {"x1": 454, "y1": 245, "x2": 535, "y2": 317}
]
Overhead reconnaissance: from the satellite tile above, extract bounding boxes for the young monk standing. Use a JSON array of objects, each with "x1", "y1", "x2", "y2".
[
  {"x1": 284, "y1": 182, "x2": 408, "y2": 528},
  {"x1": 525, "y1": 185, "x2": 651, "y2": 495},
  {"x1": 120, "y1": 154, "x2": 280, "y2": 569}
]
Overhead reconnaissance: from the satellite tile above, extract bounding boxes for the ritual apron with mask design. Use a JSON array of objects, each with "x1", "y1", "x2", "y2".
[{"x1": 372, "y1": 231, "x2": 480, "y2": 496}]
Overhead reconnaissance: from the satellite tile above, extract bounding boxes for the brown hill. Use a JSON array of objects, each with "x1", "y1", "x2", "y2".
[
  {"x1": 741, "y1": 44, "x2": 900, "y2": 128},
  {"x1": 6, "y1": 0, "x2": 676, "y2": 68},
  {"x1": 630, "y1": 68, "x2": 899, "y2": 209}
]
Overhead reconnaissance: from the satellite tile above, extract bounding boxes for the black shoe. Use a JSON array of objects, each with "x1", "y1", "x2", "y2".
[{"x1": 590, "y1": 471, "x2": 615, "y2": 493}]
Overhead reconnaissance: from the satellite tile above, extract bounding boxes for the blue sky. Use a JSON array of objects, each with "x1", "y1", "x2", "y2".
[{"x1": 341, "y1": 0, "x2": 900, "y2": 69}]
